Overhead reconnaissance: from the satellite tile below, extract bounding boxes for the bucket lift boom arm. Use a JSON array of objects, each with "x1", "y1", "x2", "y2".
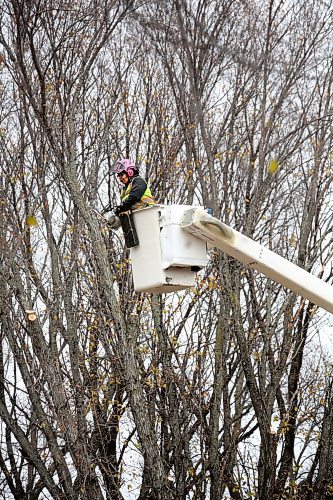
[{"x1": 181, "y1": 207, "x2": 333, "y2": 315}]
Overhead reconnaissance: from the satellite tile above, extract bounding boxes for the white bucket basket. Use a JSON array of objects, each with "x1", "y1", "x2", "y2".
[{"x1": 130, "y1": 205, "x2": 208, "y2": 293}]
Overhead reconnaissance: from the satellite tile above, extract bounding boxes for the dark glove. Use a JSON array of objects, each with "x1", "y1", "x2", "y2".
[{"x1": 114, "y1": 206, "x2": 122, "y2": 216}]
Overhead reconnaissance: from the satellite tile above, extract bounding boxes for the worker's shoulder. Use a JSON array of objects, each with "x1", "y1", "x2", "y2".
[{"x1": 132, "y1": 175, "x2": 147, "y2": 186}]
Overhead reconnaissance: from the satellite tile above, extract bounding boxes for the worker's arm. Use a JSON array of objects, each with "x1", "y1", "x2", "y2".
[{"x1": 116, "y1": 176, "x2": 147, "y2": 213}]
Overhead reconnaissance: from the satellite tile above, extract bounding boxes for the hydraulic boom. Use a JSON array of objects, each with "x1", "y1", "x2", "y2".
[{"x1": 181, "y1": 207, "x2": 333, "y2": 315}]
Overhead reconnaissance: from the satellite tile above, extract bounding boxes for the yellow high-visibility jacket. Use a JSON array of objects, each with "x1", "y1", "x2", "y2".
[{"x1": 119, "y1": 175, "x2": 156, "y2": 212}]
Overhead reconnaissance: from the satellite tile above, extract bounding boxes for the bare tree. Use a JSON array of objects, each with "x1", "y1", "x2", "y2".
[{"x1": 1, "y1": 0, "x2": 333, "y2": 499}]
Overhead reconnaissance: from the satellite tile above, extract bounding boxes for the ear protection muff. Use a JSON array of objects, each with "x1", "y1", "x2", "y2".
[{"x1": 127, "y1": 168, "x2": 135, "y2": 177}]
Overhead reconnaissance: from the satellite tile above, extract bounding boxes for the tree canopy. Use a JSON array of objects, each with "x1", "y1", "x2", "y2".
[{"x1": 1, "y1": 0, "x2": 333, "y2": 498}]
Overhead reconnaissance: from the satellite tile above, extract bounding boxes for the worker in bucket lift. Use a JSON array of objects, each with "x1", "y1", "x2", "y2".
[{"x1": 104, "y1": 159, "x2": 156, "y2": 228}]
